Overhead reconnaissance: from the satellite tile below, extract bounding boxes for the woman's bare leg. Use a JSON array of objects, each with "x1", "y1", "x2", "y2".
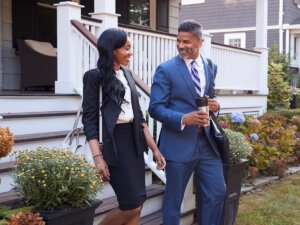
[{"x1": 98, "y1": 206, "x2": 142, "y2": 225}]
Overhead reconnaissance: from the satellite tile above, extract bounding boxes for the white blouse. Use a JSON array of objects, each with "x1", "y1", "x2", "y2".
[{"x1": 115, "y1": 69, "x2": 134, "y2": 124}]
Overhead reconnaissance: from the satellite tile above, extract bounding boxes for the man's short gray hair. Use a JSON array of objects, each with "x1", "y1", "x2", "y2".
[{"x1": 178, "y1": 20, "x2": 203, "y2": 40}]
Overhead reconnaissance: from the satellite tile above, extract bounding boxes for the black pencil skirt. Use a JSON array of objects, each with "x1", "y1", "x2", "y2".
[{"x1": 109, "y1": 123, "x2": 146, "y2": 210}]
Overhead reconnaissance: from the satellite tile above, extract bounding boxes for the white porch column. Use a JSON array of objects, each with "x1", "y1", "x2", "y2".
[
  {"x1": 285, "y1": 29, "x2": 290, "y2": 56},
  {"x1": 55, "y1": 1, "x2": 83, "y2": 94},
  {"x1": 253, "y1": 0, "x2": 269, "y2": 96},
  {"x1": 201, "y1": 32, "x2": 212, "y2": 59},
  {"x1": 90, "y1": 0, "x2": 120, "y2": 38}
]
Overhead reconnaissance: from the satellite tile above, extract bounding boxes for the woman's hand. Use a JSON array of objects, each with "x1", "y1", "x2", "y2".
[
  {"x1": 141, "y1": 123, "x2": 166, "y2": 170},
  {"x1": 153, "y1": 150, "x2": 166, "y2": 170},
  {"x1": 95, "y1": 157, "x2": 110, "y2": 182}
]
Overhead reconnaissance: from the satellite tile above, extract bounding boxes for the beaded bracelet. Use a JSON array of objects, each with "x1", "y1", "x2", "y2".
[{"x1": 93, "y1": 153, "x2": 103, "y2": 159}]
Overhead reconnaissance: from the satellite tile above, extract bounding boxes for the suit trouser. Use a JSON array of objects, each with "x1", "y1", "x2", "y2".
[{"x1": 162, "y1": 134, "x2": 226, "y2": 225}]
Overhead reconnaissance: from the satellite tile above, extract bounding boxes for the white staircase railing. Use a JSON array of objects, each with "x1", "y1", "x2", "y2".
[
  {"x1": 71, "y1": 20, "x2": 99, "y2": 96},
  {"x1": 121, "y1": 25, "x2": 177, "y2": 87}
]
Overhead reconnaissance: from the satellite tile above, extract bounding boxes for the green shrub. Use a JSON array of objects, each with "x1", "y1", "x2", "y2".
[
  {"x1": 218, "y1": 112, "x2": 297, "y2": 176},
  {"x1": 268, "y1": 62, "x2": 292, "y2": 110},
  {"x1": 14, "y1": 147, "x2": 104, "y2": 211}
]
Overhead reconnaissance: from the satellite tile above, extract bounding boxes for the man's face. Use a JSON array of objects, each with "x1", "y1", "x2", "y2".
[{"x1": 177, "y1": 32, "x2": 203, "y2": 60}]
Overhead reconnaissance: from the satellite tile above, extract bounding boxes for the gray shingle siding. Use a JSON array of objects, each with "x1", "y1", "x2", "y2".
[
  {"x1": 284, "y1": 0, "x2": 300, "y2": 24},
  {"x1": 210, "y1": 29, "x2": 279, "y2": 50},
  {"x1": 180, "y1": 0, "x2": 279, "y2": 29}
]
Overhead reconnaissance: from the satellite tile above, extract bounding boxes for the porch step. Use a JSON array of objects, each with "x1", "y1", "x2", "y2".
[
  {"x1": 0, "y1": 184, "x2": 165, "y2": 222},
  {"x1": 0, "y1": 94, "x2": 81, "y2": 114},
  {"x1": 93, "y1": 184, "x2": 165, "y2": 224},
  {"x1": 139, "y1": 208, "x2": 196, "y2": 225},
  {"x1": 0, "y1": 111, "x2": 81, "y2": 135}
]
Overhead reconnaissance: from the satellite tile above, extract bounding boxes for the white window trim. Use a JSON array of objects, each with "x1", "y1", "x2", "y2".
[
  {"x1": 181, "y1": 0, "x2": 205, "y2": 5},
  {"x1": 224, "y1": 33, "x2": 246, "y2": 48}
]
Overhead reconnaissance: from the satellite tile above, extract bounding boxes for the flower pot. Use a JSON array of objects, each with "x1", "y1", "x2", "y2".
[
  {"x1": 195, "y1": 160, "x2": 248, "y2": 225},
  {"x1": 220, "y1": 159, "x2": 248, "y2": 225},
  {"x1": 39, "y1": 199, "x2": 102, "y2": 225}
]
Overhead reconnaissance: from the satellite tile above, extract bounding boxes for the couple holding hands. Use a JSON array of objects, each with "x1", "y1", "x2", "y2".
[{"x1": 82, "y1": 20, "x2": 226, "y2": 225}]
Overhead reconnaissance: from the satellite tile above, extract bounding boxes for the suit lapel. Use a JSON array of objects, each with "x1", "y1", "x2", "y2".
[{"x1": 175, "y1": 55, "x2": 198, "y2": 99}]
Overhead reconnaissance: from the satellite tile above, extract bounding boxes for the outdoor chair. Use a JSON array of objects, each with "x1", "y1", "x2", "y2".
[{"x1": 17, "y1": 39, "x2": 57, "y2": 90}]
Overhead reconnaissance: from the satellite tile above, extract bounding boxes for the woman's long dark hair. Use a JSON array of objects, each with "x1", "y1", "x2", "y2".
[{"x1": 97, "y1": 28, "x2": 128, "y2": 107}]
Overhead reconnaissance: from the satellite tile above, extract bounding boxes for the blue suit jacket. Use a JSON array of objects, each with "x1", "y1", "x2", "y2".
[{"x1": 149, "y1": 55, "x2": 219, "y2": 163}]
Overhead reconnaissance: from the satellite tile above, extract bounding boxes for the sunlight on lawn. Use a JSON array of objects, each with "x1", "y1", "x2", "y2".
[{"x1": 237, "y1": 173, "x2": 300, "y2": 225}]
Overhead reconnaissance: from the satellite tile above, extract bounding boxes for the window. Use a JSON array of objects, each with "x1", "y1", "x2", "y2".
[
  {"x1": 129, "y1": 0, "x2": 150, "y2": 26},
  {"x1": 181, "y1": 0, "x2": 205, "y2": 5},
  {"x1": 224, "y1": 33, "x2": 246, "y2": 48},
  {"x1": 117, "y1": 0, "x2": 150, "y2": 27}
]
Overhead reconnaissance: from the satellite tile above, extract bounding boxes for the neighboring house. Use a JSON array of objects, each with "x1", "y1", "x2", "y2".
[{"x1": 180, "y1": 0, "x2": 300, "y2": 68}]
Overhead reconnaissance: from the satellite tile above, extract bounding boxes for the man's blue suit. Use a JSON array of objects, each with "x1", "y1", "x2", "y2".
[{"x1": 149, "y1": 55, "x2": 226, "y2": 225}]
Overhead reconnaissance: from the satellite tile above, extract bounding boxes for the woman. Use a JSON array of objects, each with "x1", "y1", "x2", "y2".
[{"x1": 82, "y1": 28, "x2": 166, "y2": 225}]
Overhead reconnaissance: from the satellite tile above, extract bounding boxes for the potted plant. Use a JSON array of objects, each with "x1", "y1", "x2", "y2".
[
  {"x1": 13, "y1": 147, "x2": 104, "y2": 225},
  {"x1": 0, "y1": 127, "x2": 14, "y2": 159},
  {"x1": 221, "y1": 129, "x2": 252, "y2": 225}
]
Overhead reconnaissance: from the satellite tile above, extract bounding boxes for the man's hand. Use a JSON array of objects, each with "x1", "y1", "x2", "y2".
[
  {"x1": 182, "y1": 111, "x2": 209, "y2": 127},
  {"x1": 208, "y1": 99, "x2": 219, "y2": 113}
]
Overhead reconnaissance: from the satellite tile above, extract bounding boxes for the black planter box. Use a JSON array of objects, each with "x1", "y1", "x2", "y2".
[
  {"x1": 196, "y1": 160, "x2": 248, "y2": 225},
  {"x1": 39, "y1": 199, "x2": 102, "y2": 225},
  {"x1": 221, "y1": 160, "x2": 248, "y2": 225}
]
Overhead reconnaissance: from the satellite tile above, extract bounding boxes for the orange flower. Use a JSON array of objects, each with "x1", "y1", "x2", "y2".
[{"x1": 0, "y1": 127, "x2": 14, "y2": 158}]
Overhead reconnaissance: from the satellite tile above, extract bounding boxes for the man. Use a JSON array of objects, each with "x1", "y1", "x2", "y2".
[{"x1": 149, "y1": 20, "x2": 226, "y2": 225}]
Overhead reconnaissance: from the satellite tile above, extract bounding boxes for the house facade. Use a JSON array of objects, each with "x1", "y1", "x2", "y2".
[
  {"x1": 180, "y1": 0, "x2": 300, "y2": 68},
  {"x1": 0, "y1": 0, "x2": 180, "y2": 91}
]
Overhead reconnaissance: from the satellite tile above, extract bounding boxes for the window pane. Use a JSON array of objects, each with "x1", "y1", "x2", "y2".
[
  {"x1": 129, "y1": 0, "x2": 150, "y2": 26},
  {"x1": 229, "y1": 38, "x2": 241, "y2": 48}
]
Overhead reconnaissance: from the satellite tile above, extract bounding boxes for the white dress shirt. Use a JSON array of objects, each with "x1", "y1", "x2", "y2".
[
  {"x1": 181, "y1": 56, "x2": 207, "y2": 130},
  {"x1": 115, "y1": 69, "x2": 134, "y2": 124},
  {"x1": 184, "y1": 56, "x2": 206, "y2": 97}
]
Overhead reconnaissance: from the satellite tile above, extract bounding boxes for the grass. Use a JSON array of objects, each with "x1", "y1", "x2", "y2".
[{"x1": 236, "y1": 173, "x2": 300, "y2": 225}]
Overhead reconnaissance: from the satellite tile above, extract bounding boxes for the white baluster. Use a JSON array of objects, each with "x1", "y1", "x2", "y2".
[{"x1": 143, "y1": 35, "x2": 147, "y2": 84}]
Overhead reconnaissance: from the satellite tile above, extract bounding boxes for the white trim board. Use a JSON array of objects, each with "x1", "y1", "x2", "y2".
[{"x1": 206, "y1": 25, "x2": 280, "y2": 34}]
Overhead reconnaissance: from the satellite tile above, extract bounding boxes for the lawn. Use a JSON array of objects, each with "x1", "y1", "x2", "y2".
[{"x1": 236, "y1": 173, "x2": 300, "y2": 225}]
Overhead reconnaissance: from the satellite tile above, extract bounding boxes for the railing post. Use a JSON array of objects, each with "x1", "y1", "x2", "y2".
[
  {"x1": 253, "y1": 0, "x2": 269, "y2": 97},
  {"x1": 201, "y1": 32, "x2": 212, "y2": 59},
  {"x1": 54, "y1": 1, "x2": 83, "y2": 94},
  {"x1": 90, "y1": 0, "x2": 120, "y2": 38}
]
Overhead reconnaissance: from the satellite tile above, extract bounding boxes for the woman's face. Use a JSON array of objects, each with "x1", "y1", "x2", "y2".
[{"x1": 114, "y1": 38, "x2": 133, "y2": 67}]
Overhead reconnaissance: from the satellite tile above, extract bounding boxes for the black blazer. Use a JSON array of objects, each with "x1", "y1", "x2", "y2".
[{"x1": 82, "y1": 66, "x2": 148, "y2": 166}]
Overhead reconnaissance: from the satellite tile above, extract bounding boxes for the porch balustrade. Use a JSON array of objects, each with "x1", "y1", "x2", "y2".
[
  {"x1": 120, "y1": 25, "x2": 177, "y2": 86},
  {"x1": 211, "y1": 43, "x2": 261, "y2": 91}
]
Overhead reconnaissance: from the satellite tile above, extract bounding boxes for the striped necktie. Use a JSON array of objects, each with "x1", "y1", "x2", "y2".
[{"x1": 191, "y1": 60, "x2": 201, "y2": 97}]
